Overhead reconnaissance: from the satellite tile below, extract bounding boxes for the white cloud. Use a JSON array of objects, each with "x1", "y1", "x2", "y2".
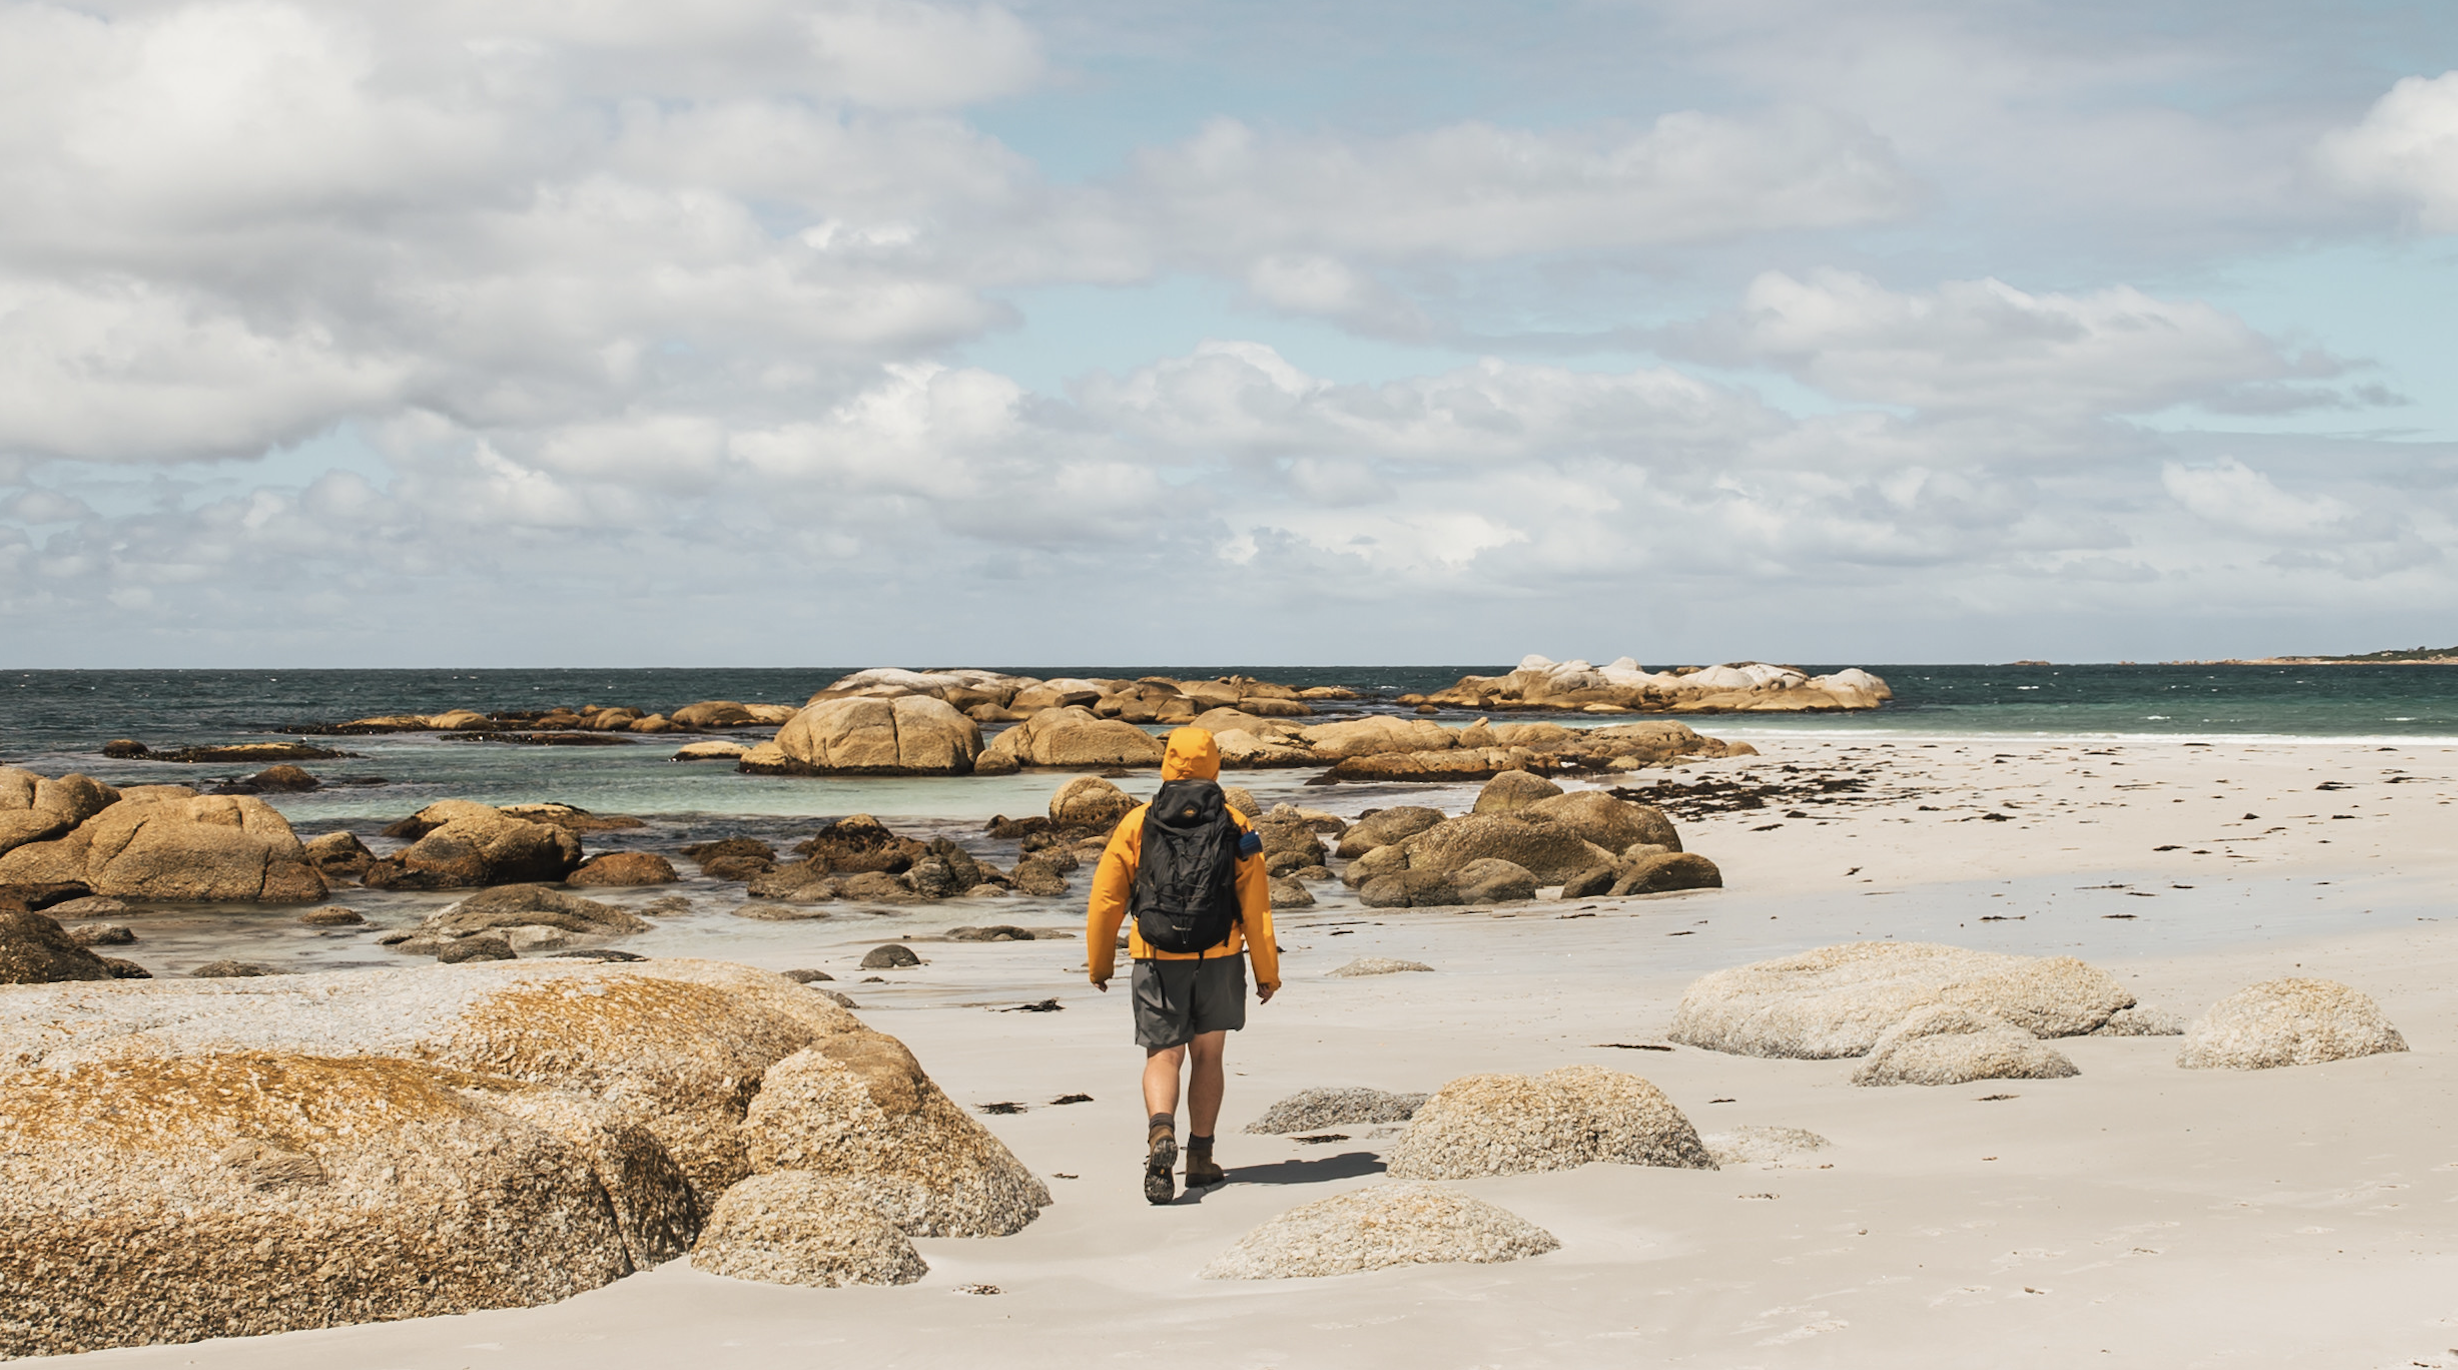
[
  {"x1": 0, "y1": 275, "x2": 416, "y2": 461},
  {"x1": 1691, "y1": 270, "x2": 2347, "y2": 419},
  {"x1": 2161, "y1": 457, "x2": 2352, "y2": 539},
  {"x1": 1123, "y1": 108, "x2": 1916, "y2": 265},
  {"x1": 2316, "y1": 70, "x2": 2458, "y2": 231}
]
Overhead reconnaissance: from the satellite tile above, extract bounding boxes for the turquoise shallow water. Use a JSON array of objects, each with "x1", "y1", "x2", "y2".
[{"x1": 2, "y1": 663, "x2": 2454, "y2": 823}]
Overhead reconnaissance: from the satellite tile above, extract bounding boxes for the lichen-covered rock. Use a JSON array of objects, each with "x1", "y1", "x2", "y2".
[
  {"x1": 1385, "y1": 1065, "x2": 1715, "y2": 1179},
  {"x1": 303, "y1": 830, "x2": 376, "y2": 882},
  {"x1": 0, "y1": 954, "x2": 1015, "y2": 1353},
  {"x1": 1245, "y1": 1087, "x2": 1428, "y2": 1134},
  {"x1": 671, "y1": 700, "x2": 758, "y2": 729},
  {"x1": 1610, "y1": 850, "x2": 1721, "y2": 895},
  {"x1": 362, "y1": 801, "x2": 581, "y2": 890},
  {"x1": 1049, "y1": 776, "x2": 1135, "y2": 830},
  {"x1": 193, "y1": 959, "x2": 288, "y2": 977},
  {"x1": 567, "y1": 852, "x2": 680, "y2": 887},
  {"x1": 0, "y1": 792, "x2": 326, "y2": 903},
  {"x1": 1396, "y1": 814, "x2": 1619, "y2": 885},
  {"x1": 740, "y1": 1039, "x2": 1051, "y2": 1236},
  {"x1": 0, "y1": 769, "x2": 119, "y2": 858},
  {"x1": 774, "y1": 697, "x2": 982, "y2": 775},
  {"x1": 1849, "y1": 1006, "x2": 2080, "y2": 1086},
  {"x1": 1333, "y1": 806, "x2": 1446, "y2": 859},
  {"x1": 1472, "y1": 770, "x2": 1562, "y2": 814},
  {"x1": 0, "y1": 1050, "x2": 689, "y2": 1359},
  {"x1": 1359, "y1": 869, "x2": 1460, "y2": 909},
  {"x1": 1199, "y1": 1183, "x2": 1558, "y2": 1280},
  {"x1": 1292, "y1": 716, "x2": 1455, "y2": 760},
  {"x1": 1519, "y1": 790, "x2": 1681, "y2": 853},
  {"x1": 977, "y1": 707, "x2": 1165, "y2": 769},
  {"x1": 1452, "y1": 858, "x2": 1537, "y2": 903},
  {"x1": 424, "y1": 884, "x2": 653, "y2": 938},
  {"x1": 1325, "y1": 746, "x2": 1555, "y2": 784},
  {"x1": 1667, "y1": 942, "x2": 2134, "y2": 1059},
  {"x1": 2177, "y1": 978, "x2": 2408, "y2": 1070},
  {"x1": 0, "y1": 909, "x2": 115, "y2": 983},
  {"x1": 691, "y1": 1171, "x2": 927, "y2": 1287},
  {"x1": 796, "y1": 814, "x2": 928, "y2": 874}
]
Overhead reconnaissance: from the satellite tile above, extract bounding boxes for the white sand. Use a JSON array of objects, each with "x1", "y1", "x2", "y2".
[{"x1": 42, "y1": 737, "x2": 2458, "y2": 1369}]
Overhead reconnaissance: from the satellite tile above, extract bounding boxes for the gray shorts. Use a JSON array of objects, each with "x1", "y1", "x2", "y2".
[{"x1": 1131, "y1": 956, "x2": 1249, "y2": 1049}]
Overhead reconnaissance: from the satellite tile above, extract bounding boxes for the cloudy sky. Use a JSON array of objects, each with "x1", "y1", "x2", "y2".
[{"x1": 3, "y1": 0, "x2": 2456, "y2": 667}]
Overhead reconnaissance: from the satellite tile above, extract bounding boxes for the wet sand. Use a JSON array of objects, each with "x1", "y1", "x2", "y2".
[{"x1": 43, "y1": 737, "x2": 2458, "y2": 1369}]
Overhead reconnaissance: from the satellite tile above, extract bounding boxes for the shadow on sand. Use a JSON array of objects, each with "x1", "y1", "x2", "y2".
[{"x1": 1179, "y1": 1151, "x2": 1386, "y2": 1202}]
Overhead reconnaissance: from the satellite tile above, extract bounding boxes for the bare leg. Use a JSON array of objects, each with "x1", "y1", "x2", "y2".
[
  {"x1": 1185, "y1": 1030, "x2": 1227, "y2": 1136},
  {"x1": 1142, "y1": 1043, "x2": 1185, "y2": 1121}
]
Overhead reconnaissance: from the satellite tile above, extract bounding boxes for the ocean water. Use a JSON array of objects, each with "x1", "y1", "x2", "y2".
[
  {"x1": 4, "y1": 662, "x2": 2447, "y2": 976},
  {"x1": 3, "y1": 663, "x2": 2454, "y2": 824}
]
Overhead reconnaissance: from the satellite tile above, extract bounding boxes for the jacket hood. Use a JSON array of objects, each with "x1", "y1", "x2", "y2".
[{"x1": 1161, "y1": 727, "x2": 1222, "y2": 781}]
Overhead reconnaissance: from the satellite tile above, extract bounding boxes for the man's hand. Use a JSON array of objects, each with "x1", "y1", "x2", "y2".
[
  {"x1": 1257, "y1": 982, "x2": 1277, "y2": 1004},
  {"x1": 1092, "y1": 978, "x2": 1108, "y2": 993}
]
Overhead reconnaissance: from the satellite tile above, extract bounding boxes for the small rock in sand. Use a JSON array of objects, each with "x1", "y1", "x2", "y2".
[
  {"x1": 299, "y1": 907, "x2": 364, "y2": 926},
  {"x1": 1327, "y1": 958, "x2": 1435, "y2": 978},
  {"x1": 946, "y1": 925, "x2": 1036, "y2": 942},
  {"x1": 1703, "y1": 1125, "x2": 1831, "y2": 1167},
  {"x1": 1668, "y1": 941, "x2": 2135, "y2": 1059},
  {"x1": 861, "y1": 944, "x2": 922, "y2": 969},
  {"x1": 1849, "y1": 1006, "x2": 2079, "y2": 1087},
  {"x1": 783, "y1": 968, "x2": 836, "y2": 983},
  {"x1": 690, "y1": 1172, "x2": 927, "y2": 1287},
  {"x1": 1199, "y1": 1182, "x2": 1558, "y2": 1280},
  {"x1": 2176, "y1": 978, "x2": 2408, "y2": 1070},
  {"x1": 67, "y1": 923, "x2": 136, "y2": 946},
  {"x1": 1245, "y1": 1087, "x2": 1429, "y2": 1134},
  {"x1": 1386, "y1": 1065, "x2": 1715, "y2": 1179}
]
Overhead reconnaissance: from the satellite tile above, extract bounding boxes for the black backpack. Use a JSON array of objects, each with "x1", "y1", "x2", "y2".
[{"x1": 1130, "y1": 779, "x2": 1244, "y2": 955}]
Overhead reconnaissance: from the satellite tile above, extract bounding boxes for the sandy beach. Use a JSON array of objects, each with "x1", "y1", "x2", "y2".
[{"x1": 38, "y1": 734, "x2": 2458, "y2": 1369}]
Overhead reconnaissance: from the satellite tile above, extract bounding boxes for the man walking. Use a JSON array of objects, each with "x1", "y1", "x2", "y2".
[{"x1": 1087, "y1": 727, "x2": 1280, "y2": 1204}]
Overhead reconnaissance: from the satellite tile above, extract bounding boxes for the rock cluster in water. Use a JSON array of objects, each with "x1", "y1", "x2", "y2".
[{"x1": 1423, "y1": 655, "x2": 1892, "y2": 713}]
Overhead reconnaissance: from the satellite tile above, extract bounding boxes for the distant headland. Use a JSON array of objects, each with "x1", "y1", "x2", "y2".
[{"x1": 2180, "y1": 645, "x2": 2458, "y2": 666}]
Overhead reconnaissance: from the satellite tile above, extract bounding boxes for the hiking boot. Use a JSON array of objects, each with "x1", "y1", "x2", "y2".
[
  {"x1": 1144, "y1": 1117, "x2": 1177, "y2": 1205},
  {"x1": 1184, "y1": 1136, "x2": 1225, "y2": 1189}
]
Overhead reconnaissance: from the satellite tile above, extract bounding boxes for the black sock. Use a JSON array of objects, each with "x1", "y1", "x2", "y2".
[
  {"x1": 1149, "y1": 1113, "x2": 1174, "y2": 1131},
  {"x1": 1189, "y1": 1133, "x2": 1214, "y2": 1149}
]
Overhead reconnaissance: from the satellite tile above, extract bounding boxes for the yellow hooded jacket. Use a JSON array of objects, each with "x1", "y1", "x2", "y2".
[{"x1": 1085, "y1": 728, "x2": 1280, "y2": 990}]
